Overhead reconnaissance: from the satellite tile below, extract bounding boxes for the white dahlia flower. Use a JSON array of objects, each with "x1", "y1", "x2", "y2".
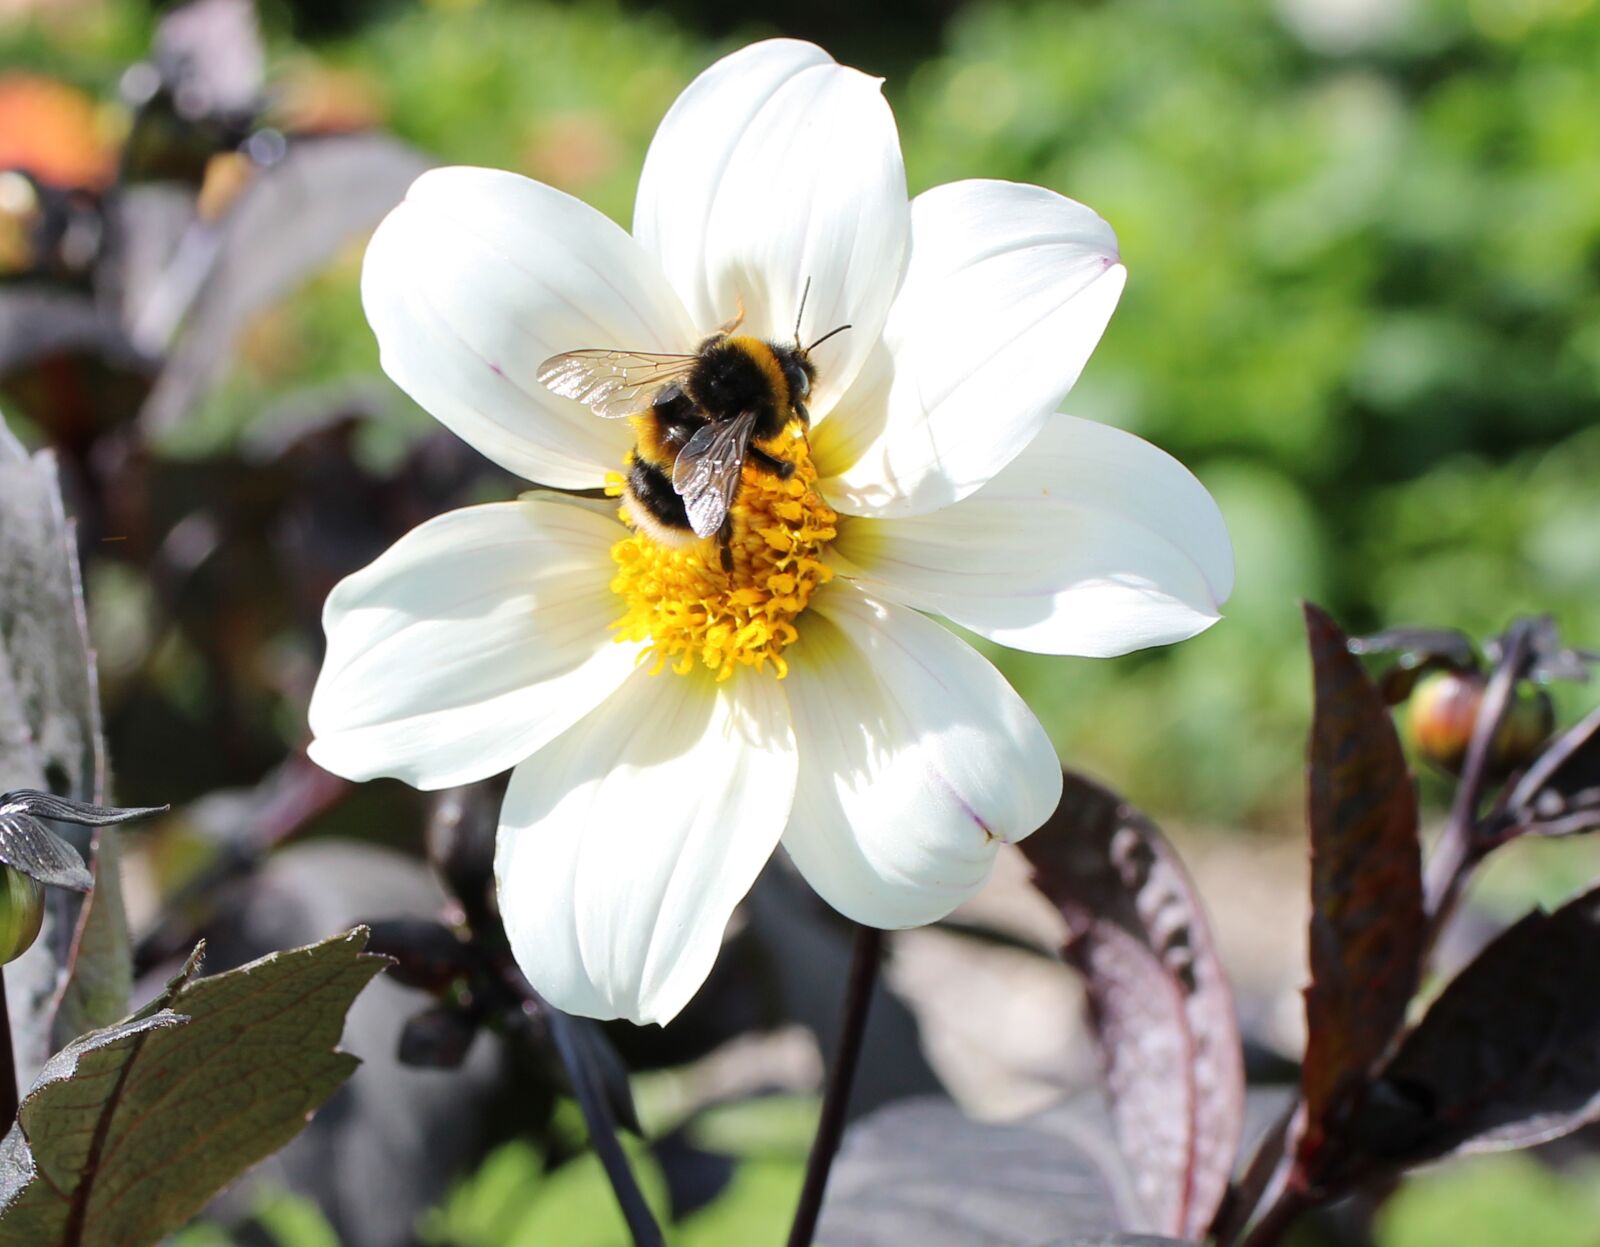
[{"x1": 308, "y1": 39, "x2": 1233, "y2": 1025}]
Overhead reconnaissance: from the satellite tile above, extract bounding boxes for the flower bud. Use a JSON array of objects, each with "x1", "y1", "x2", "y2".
[
  {"x1": 0, "y1": 864, "x2": 45, "y2": 965},
  {"x1": 1405, "y1": 670, "x2": 1554, "y2": 775}
]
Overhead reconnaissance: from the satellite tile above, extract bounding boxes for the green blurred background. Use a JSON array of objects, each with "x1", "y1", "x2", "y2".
[
  {"x1": 7, "y1": 0, "x2": 1600, "y2": 829},
  {"x1": 5, "y1": 1, "x2": 1600, "y2": 1244}
]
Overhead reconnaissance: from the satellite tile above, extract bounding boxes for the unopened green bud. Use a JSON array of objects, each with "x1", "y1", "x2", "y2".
[
  {"x1": 0, "y1": 865, "x2": 43, "y2": 965},
  {"x1": 1493, "y1": 683, "x2": 1556, "y2": 772}
]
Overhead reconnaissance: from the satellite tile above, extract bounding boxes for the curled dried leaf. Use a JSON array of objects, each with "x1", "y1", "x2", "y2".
[{"x1": 0, "y1": 793, "x2": 166, "y2": 891}]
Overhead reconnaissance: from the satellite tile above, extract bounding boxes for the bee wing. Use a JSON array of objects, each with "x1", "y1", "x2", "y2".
[
  {"x1": 673, "y1": 410, "x2": 759, "y2": 539},
  {"x1": 537, "y1": 349, "x2": 699, "y2": 419}
]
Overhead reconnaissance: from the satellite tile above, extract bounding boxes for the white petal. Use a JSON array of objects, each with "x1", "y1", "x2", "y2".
[
  {"x1": 832, "y1": 412, "x2": 1228, "y2": 659},
  {"x1": 832, "y1": 416, "x2": 1234, "y2": 657},
  {"x1": 308, "y1": 499, "x2": 639, "y2": 789},
  {"x1": 781, "y1": 585, "x2": 1061, "y2": 928},
  {"x1": 633, "y1": 39, "x2": 908, "y2": 416},
  {"x1": 495, "y1": 668, "x2": 797, "y2": 1025},
  {"x1": 363, "y1": 166, "x2": 696, "y2": 488},
  {"x1": 814, "y1": 180, "x2": 1126, "y2": 517}
]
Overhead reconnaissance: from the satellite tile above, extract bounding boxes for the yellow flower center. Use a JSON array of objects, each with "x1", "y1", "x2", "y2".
[{"x1": 607, "y1": 424, "x2": 836, "y2": 680}]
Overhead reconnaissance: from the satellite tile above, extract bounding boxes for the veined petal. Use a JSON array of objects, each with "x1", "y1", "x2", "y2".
[
  {"x1": 832, "y1": 416, "x2": 1234, "y2": 657},
  {"x1": 814, "y1": 180, "x2": 1125, "y2": 517},
  {"x1": 633, "y1": 39, "x2": 908, "y2": 417},
  {"x1": 308, "y1": 499, "x2": 639, "y2": 789},
  {"x1": 363, "y1": 166, "x2": 696, "y2": 488},
  {"x1": 495, "y1": 668, "x2": 797, "y2": 1025},
  {"x1": 781, "y1": 584, "x2": 1061, "y2": 928}
]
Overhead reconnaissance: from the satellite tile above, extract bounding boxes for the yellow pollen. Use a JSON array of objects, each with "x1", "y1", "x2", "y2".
[{"x1": 607, "y1": 425, "x2": 836, "y2": 680}]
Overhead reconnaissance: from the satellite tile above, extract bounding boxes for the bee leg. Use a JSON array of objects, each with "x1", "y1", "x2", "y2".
[
  {"x1": 748, "y1": 446, "x2": 796, "y2": 480},
  {"x1": 715, "y1": 296, "x2": 746, "y2": 336},
  {"x1": 717, "y1": 517, "x2": 735, "y2": 573}
]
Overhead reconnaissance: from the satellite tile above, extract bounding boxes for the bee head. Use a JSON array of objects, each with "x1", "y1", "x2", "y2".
[{"x1": 778, "y1": 349, "x2": 815, "y2": 402}]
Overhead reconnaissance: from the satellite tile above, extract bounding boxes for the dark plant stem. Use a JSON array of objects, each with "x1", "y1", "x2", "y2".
[
  {"x1": 786, "y1": 923, "x2": 884, "y2": 1247},
  {"x1": 1235, "y1": 1183, "x2": 1310, "y2": 1247},
  {"x1": 1212, "y1": 1102, "x2": 1299, "y2": 1246},
  {"x1": 1421, "y1": 624, "x2": 1534, "y2": 956},
  {"x1": 0, "y1": 966, "x2": 15, "y2": 1128},
  {"x1": 541, "y1": 1004, "x2": 664, "y2": 1247}
]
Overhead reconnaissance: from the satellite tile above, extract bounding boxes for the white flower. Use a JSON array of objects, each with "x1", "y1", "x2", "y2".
[{"x1": 308, "y1": 39, "x2": 1233, "y2": 1025}]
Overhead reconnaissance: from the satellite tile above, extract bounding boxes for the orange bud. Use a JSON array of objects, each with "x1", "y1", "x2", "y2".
[{"x1": 1406, "y1": 670, "x2": 1554, "y2": 775}]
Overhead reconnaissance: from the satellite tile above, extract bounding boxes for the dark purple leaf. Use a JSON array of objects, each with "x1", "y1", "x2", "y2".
[
  {"x1": 397, "y1": 1004, "x2": 479, "y2": 1069},
  {"x1": 139, "y1": 133, "x2": 430, "y2": 433},
  {"x1": 1349, "y1": 627, "x2": 1478, "y2": 703},
  {"x1": 817, "y1": 1097, "x2": 1157, "y2": 1247},
  {"x1": 1492, "y1": 615, "x2": 1593, "y2": 685},
  {"x1": 152, "y1": 0, "x2": 264, "y2": 122},
  {"x1": 100, "y1": 184, "x2": 199, "y2": 345},
  {"x1": 1051, "y1": 1240, "x2": 1196, "y2": 1246},
  {"x1": 0, "y1": 288, "x2": 142, "y2": 376},
  {"x1": 364, "y1": 918, "x2": 478, "y2": 995},
  {"x1": 1299, "y1": 604, "x2": 1424, "y2": 1170},
  {"x1": 1501, "y1": 704, "x2": 1600, "y2": 839},
  {"x1": 1348, "y1": 627, "x2": 1477, "y2": 665},
  {"x1": 0, "y1": 418, "x2": 108, "y2": 1089},
  {"x1": 1019, "y1": 771, "x2": 1244, "y2": 1240},
  {"x1": 131, "y1": 757, "x2": 347, "y2": 975},
  {"x1": 1357, "y1": 884, "x2": 1600, "y2": 1163},
  {"x1": 0, "y1": 423, "x2": 104, "y2": 802},
  {"x1": 425, "y1": 783, "x2": 500, "y2": 930}
]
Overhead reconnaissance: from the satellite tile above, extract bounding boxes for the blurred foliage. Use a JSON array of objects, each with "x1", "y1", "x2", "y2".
[
  {"x1": 1376, "y1": 1153, "x2": 1600, "y2": 1247},
  {"x1": 907, "y1": 0, "x2": 1600, "y2": 825},
  {"x1": 422, "y1": 1093, "x2": 809, "y2": 1247},
  {"x1": 167, "y1": 1188, "x2": 342, "y2": 1247},
  {"x1": 421, "y1": 1138, "x2": 672, "y2": 1247},
  {"x1": 4, "y1": 0, "x2": 1600, "y2": 1237},
  {"x1": 6, "y1": 0, "x2": 1600, "y2": 826}
]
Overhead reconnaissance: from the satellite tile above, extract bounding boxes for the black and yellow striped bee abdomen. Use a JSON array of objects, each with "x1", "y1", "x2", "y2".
[
  {"x1": 624, "y1": 453, "x2": 692, "y2": 535},
  {"x1": 623, "y1": 383, "x2": 702, "y2": 541}
]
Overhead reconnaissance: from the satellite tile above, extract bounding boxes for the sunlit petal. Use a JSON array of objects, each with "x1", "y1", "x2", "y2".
[
  {"x1": 815, "y1": 179, "x2": 1124, "y2": 516},
  {"x1": 364, "y1": 166, "x2": 696, "y2": 488},
  {"x1": 833, "y1": 415, "x2": 1233, "y2": 656},
  {"x1": 634, "y1": 39, "x2": 908, "y2": 416},
  {"x1": 308, "y1": 499, "x2": 639, "y2": 788},
  {"x1": 496, "y1": 668, "x2": 796, "y2": 1024},
  {"x1": 780, "y1": 584, "x2": 1061, "y2": 927}
]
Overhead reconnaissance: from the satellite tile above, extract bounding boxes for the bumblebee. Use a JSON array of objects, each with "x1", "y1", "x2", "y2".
[{"x1": 538, "y1": 304, "x2": 849, "y2": 568}]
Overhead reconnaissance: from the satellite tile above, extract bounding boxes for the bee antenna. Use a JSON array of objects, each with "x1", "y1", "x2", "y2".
[
  {"x1": 793, "y1": 277, "x2": 812, "y2": 347},
  {"x1": 805, "y1": 323, "x2": 852, "y2": 353}
]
